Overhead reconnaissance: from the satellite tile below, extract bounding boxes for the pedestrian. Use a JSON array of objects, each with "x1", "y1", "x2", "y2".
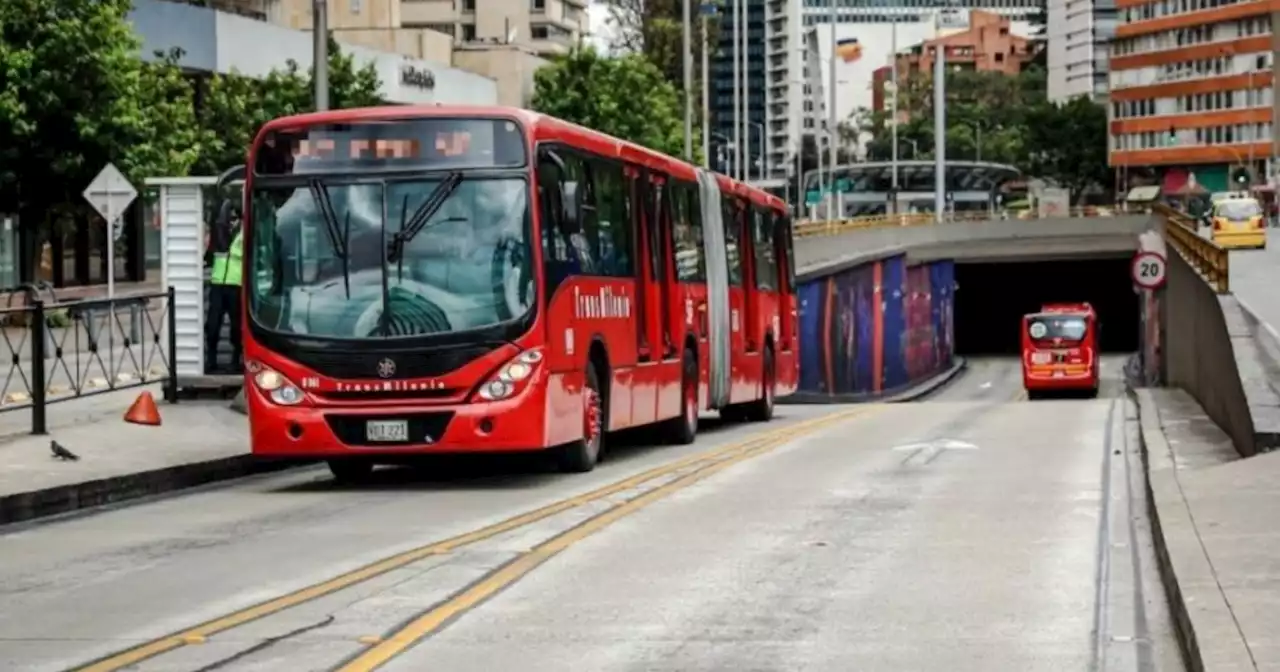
[{"x1": 206, "y1": 199, "x2": 243, "y2": 373}]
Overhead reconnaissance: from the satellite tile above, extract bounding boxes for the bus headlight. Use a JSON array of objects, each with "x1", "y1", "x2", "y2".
[
  {"x1": 480, "y1": 380, "x2": 513, "y2": 401},
  {"x1": 475, "y1": 348, "x2": 544, "y2": 402},
  {"x1": 252, "y1": 366, "x2": 305, "y2": 406}
]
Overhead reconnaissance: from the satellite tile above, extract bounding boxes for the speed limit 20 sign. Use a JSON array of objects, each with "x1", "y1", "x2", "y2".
[{"x1": 1132, "y1": 250, "x2": 1167, "y2": 290}]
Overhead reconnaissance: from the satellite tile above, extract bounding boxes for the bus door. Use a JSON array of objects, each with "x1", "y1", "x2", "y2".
[
  {"x1": 649, "y1": 175, "x2": 676, "y2": 362},
  {"x1": 655, "y1": 176, "x2": 684, "y2": 420},
  {"x1": 774, "y1": 211, "x2": 797, "y2": 380},
  {"x1": 721, "y1": 196, "x2": 748, "y2": 399},
  {"x1": 625, "y1": 167, "x2": 666, "y2": 425}
]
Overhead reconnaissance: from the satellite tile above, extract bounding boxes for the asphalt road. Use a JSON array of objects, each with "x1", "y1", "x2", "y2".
[
  {"x1": 0, "y1": 356, "x2": 1182, "y2": 672},
  {"x1": 1226, "y1": 234, "x2": 1280, "y2": 332}
]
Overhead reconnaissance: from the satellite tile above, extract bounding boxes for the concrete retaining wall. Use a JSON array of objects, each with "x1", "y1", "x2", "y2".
[{"x1": 1163, "y1": 249, "x2": 1259, "y2": 456}]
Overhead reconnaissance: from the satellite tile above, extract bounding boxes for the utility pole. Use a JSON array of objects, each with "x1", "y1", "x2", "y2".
[
  {"x1": 683, "y1": 0, "x2": 694, "y2": 161},
  {"x1": 737, "y1": 0, "x2": 747, "y2": 179},
  {"x1": 701, "y1": 6, "x2": 712, "y2": 168},
  {"x1": 827, "y1": 0, "x2": 838, "y2": 217},
  {"x1": 890, "y1": 15, "x2": 899, "y2": 208},
  {"x1": 313, "y1": 0, "x2": 329, "y2": 111},
  {"x1": 933, "y1": 12, "x2": 946, "y2": 222}
]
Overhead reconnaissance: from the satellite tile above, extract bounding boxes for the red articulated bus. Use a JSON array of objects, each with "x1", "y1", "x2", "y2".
[
  {"x1": 239, "y1": 106, "x2": 800, "y2": 481},
  {"x1": 1020, "y1": 302, "x2": 1099, "y2": 399}
]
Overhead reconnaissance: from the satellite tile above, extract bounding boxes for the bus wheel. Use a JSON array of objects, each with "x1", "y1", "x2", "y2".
[
  {"x1": 662, "y1": 347, "x2": 698, "y2": 445},
  {"x1": 327, "y1": 459, "x2": 374, "y2": 484},
  {"x1": 557, "y1": 363, "x2": 604, "y2": 473},
  {"x1": 744, "y1": 347, "x2": 775, "y2": 422}
]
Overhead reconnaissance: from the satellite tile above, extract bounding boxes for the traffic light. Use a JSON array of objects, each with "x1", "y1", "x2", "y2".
[{"x1": 1233, "y1": 166, "x2": 1252, "y2": 186}]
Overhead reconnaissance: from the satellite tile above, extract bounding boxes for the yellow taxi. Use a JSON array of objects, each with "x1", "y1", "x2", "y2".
[{"x1": 1210, "y1": 197, "x2": 1267, "y2": 249}]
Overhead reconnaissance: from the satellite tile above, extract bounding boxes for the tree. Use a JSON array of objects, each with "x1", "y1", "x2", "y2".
[
  {"x1": 0, "y1": 0, "x2": 205, "y2": 266},
  {"x1": 602, "y1": 0, "x2": 721, "y2": 89},
  {"x1": 852, "y1": 67, "x2": 1109, "y2": 197},
  {"x1": 531, "y1": 46, "x2": 692, "y2": 159},
  {"x1": 1022, "y1": 94, "x2": 1109, "y2": 197},
  {"x1": 193, "y1": 35, "x2": 383, "y2": 175}
]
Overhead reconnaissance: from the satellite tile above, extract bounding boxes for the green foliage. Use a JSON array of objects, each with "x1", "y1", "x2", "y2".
[
  {"x1": 194, "y1": 35, "x2": 384, "y2": 174},
  {"x1": 531, "y1": 46, "x2": 694, "y2": 160},
  {"x1": 856, "y1": 67, "x2": 1109, "y2": 197},
  {"x1": 601, "y1": 0, "x2": 720, "y2": 88},
  {"x1": 0, "y1": 0, "x2": 203, "y2": 218}
]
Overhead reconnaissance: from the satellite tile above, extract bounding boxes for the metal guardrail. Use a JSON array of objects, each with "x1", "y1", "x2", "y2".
[
  {"x1": 794, "y1": 206, "x2": 1123, "y2": 239},
  {"x1": 1151, "y1": 202, "x2": 1229, "y2": 294},
  {"x1": 0, "y1": 288, "x2": 178, "y2": 434}
]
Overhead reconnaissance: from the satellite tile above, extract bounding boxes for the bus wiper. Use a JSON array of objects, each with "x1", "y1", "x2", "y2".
[
  {"x1": 387, "y1": 171, "x2": 463, "y2": 265},
  {"x1": 307, "y1": 180, "x2": 352, "y2": 298}
]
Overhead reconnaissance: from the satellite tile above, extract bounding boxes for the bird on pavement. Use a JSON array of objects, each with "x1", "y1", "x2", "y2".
[{"x1": 50, "y1": 440, "x2": 79, "y2": 461}]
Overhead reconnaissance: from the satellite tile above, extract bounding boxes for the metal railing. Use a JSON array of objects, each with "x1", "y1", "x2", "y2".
[
  {"x1": 1152, "y1": 202, "x2": 1229, "y2": 294},
  {"x1": 794, "y1": 206, "x2": 1123, "y2": 239},
  {"x1": 0, "y1": 287, "x2": 178, "y2": 434}
]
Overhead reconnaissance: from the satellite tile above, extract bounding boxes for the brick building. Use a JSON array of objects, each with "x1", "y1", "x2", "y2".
[{"x1": 871, "y1": 10, "x2": 1036, "y2": 114}]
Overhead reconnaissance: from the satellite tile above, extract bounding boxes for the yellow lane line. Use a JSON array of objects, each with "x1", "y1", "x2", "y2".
[
  {"x1": 73, "y1": 407, "x2": 870, "y2": 672},
  {"x1": 335, "y1": 406, "x2": 880, "y2": 671}
]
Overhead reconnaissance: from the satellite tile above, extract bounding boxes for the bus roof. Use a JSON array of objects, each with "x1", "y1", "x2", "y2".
[
  {"x1": 251, "y1": 104, "x2": 787, "y2": 212},
  {"x1": 1038, "y1": 302, "x2": 1094, "y2": 314}
]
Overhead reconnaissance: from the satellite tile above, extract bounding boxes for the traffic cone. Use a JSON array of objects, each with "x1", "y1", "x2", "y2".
[{"x1": 124, "y1": 390, "x2": 162, "y2": 426}]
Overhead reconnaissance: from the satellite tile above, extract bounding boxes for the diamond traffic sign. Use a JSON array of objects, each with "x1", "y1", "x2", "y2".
[{"x1": 82, "y1": 163, "x2": 137, "y2": 242}]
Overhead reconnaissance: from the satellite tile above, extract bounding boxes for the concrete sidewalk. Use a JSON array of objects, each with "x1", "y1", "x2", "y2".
[
  {"x1": 0, "y1": 388, "x2": 295, "y2": 526},
  {"x1": 1136, "y1": 387, "x2": 1276, "y2": 672}
]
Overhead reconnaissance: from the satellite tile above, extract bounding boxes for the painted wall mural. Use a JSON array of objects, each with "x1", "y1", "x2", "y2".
[{"x1": 796, "y1": 255, "x2": 955, "y2": 399}]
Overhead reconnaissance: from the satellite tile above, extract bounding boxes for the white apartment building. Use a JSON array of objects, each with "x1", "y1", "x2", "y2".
[
  {"x1": 760, "y1": 0, "x2": 1038, "y2": 186},
  {"x1": 1046, "y1": 0, "x2": 1118, "y2": 101},
  {"x1": 132, "y1": 0, "x2": 569, "y2": 108}
]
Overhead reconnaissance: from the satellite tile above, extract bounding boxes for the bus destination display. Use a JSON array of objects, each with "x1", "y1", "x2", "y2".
[{"x1": 255, "y1": 118, "x2": 526, "y2": 175}]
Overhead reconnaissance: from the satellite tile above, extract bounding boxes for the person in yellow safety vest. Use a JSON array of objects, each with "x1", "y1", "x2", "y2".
[{"x1": 205, "y1": 200, "x2": 243, "y2": 373}]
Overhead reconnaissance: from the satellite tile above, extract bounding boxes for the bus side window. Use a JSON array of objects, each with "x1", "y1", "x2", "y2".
[
  {"x1": 753, "y1": 206, "x2": 777, "y2": 291},
  {"x1": 587, "y1": 159, "x2": 632, "y2": 278},
  {"x1": 672, "y1": 181, "x2": 706, "y2": 283},
  {"x1": 722, "y1": 197, "x2": 742, "y2": 286},
  {"x1": 536, "y1": 147, "x2": 572, "y2": 296}
]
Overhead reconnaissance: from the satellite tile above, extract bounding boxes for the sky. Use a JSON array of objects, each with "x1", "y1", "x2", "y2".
[{"x1": 586, "y1": 0, "x2": 621, "y2": 52}]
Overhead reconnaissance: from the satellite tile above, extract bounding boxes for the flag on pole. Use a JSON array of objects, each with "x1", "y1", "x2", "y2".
[{"x1": 835, "y1": 37, "x2": 863, "y2": 63}]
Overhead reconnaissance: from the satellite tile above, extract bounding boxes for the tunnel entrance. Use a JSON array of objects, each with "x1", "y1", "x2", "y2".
[{"x1": 953, "y1": 257, "x2": 1141, "y2": 355}]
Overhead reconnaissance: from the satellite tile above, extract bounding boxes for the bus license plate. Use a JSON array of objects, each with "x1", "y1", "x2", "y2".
[{"x1": 366, "y1": 420, "x2": 408, "y2": 442}]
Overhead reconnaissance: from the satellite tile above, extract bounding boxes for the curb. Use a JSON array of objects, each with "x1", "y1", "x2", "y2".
[
  {"x1": 778, "y1": 356, "x2": 967, "y2": 405},
  {"x1": 0, "y1": 454, "x2": 309, "y2": 527}
]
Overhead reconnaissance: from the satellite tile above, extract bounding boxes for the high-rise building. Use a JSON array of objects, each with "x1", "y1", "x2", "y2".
[
  {"x1": 714, "y1": 0, "x2": 1038, "y2": 187},
  {"x1": 1107, "y1": 1, "x2": 1274, "y2": 191},
  {"x1": 1046, "y1": 0, "x2": 1118, "y2": 102}
]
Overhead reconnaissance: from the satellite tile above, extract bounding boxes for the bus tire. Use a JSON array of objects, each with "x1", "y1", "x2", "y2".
[
  {"x1": 661, "y1": 347, "x2": 698, "y2": 445},
  {"x1": 744, "y1": 347, "x2": 775, "y2": 422},
  {"x1": 557, "y1": 362, "x2": 605, "y2": 473},
  {"x1": 327, "y1": 459, "x2": 374, "y2": 484}
]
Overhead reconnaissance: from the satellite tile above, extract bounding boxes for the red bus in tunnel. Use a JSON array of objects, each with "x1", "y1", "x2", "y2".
[
  {"x1": 1020, "y1": 303, "x2": 1099, "y2": 399},
  {"x1": 238, "y1": 106, "x2": 799, "y2": 481}
]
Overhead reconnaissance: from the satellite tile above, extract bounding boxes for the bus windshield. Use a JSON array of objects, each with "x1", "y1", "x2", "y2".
[
  {"x1": 247, "y1": 176, "x2": 534, "y2": 339},
  {"x1": 1026, "y1": 314, "x2": 1089, "y2": 342}
]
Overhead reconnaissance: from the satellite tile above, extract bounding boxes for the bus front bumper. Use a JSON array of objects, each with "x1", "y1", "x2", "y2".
[{"x1": 248, "y1": 384, "x2": 555, "y2": 458}]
